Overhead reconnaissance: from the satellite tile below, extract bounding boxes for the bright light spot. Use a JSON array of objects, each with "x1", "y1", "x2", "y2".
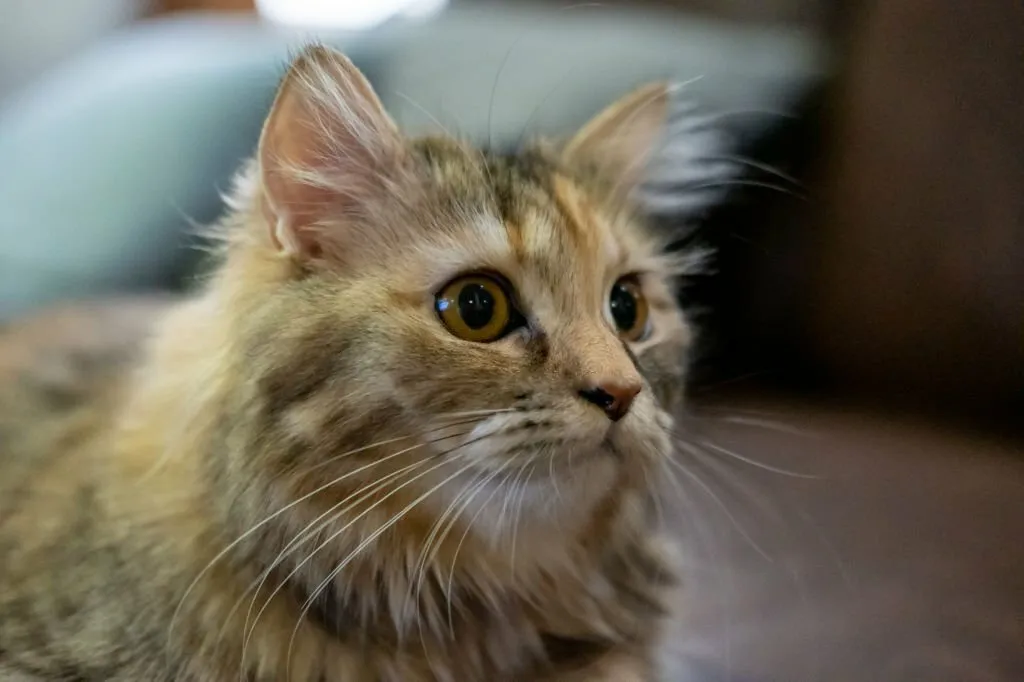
[{"x1": 255, "y1": 0, "x2": 448, "y2": 30}]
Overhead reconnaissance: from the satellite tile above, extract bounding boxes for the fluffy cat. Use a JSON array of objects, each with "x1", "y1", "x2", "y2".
[{"x1": 0, "y1": 46, "x2": 729, "y2": 681}]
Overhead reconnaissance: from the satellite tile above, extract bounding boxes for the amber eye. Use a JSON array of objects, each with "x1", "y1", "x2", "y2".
[
  {"x1": 435, "y1": 274, "x2": 517, "y2": 342},
  {"x1": 608, "y1": 276, "x2": 649, "y2": 341}
]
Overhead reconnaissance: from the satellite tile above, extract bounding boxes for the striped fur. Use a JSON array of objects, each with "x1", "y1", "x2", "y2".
[{"x1": 0, "y1": 46, "x2": 732, "y2": 681}]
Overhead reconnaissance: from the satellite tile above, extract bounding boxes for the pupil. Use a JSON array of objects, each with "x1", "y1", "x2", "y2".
[
  {"x1": 610, "y1": 283, "x2": 637, "y2": 331},
  {"x1": 458, "y1": 283, "x2": 495, "y2": 329}
]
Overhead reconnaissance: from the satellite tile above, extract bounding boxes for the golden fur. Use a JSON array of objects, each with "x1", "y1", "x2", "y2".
[{"x1": 0, "y1": 47, "x2": 701, "y2": 681}]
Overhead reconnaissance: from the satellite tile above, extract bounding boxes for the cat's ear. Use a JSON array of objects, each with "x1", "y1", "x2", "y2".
[
  {"x1": 258, "y1": 45, "x2": 404, "y2": 259},
  {"x1": 566, "y1": 83, "x2": 738, "y2": 219},
  {"x1": 563, "y1": 82, "x2": 672, "y2": 192}
]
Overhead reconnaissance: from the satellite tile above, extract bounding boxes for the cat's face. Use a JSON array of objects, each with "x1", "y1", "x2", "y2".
[
  {"x1": 229, "y1": 47, "x2": 699, "y2": 547},
  {"x1": 324, "y1": 142, "x2": 686, "y2": 509}
]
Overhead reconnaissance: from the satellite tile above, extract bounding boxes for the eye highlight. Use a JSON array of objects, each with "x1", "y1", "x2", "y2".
[
  {"x1": 435, "y1": 274, "x2": 519, "y2": 343},
  {"x1": 608, "y1": 276, "x2": 649, "y2": 342}
]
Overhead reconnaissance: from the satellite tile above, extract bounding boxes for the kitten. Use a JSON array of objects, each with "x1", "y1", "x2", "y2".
[{"x1": 0, "y1": 46, "x2": 727, "y2": 681}]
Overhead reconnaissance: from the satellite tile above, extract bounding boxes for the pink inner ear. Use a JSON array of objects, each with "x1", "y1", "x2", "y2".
[{"x1": 256, "y1": 46, "x2": 404, "y2": 261}]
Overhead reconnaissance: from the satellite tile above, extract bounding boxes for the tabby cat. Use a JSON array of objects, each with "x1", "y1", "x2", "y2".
[{"x1": 0, "y1": 46, "x2": 731, "y2": 681}]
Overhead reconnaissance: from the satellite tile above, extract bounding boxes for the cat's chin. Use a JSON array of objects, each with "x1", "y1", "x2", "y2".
[{"x1": 424, "y1": 441, "x2": 625, "y2": 548}]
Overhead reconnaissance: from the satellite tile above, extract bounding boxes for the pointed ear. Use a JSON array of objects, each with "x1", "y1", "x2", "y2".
[
  {"x1": 258, "y1": 45, "x2": 404, "y2": 260},
  {"x1": 563, "y1": 82, "x2": 671, "y2": 192}
]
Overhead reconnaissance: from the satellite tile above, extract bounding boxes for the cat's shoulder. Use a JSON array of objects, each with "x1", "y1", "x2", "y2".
[
  {"x1": 0, "y1": 297, "x2": 173, "y2": 477},
  {"x1": 0, "y1": 297, "x2": 172, "y2": 394}
]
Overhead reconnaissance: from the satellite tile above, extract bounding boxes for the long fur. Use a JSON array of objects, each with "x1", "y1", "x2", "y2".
[{"x1": 0, "y1": 47, "x2": 733, "y2": 681}]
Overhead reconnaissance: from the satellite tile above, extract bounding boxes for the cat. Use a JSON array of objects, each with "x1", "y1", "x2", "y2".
[{"x1": 0, "y1": 45, "x2": 732, "y2": 681}]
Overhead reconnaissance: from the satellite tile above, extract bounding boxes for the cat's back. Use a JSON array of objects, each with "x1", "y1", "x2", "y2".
[{"x1": 0, "y1": 298, "x2": 170, "y2": 510}]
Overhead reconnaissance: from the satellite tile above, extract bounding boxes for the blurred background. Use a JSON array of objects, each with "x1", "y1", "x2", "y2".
[{"x1": 0, "y1": 1, "x2": 1021, "y2": 681}]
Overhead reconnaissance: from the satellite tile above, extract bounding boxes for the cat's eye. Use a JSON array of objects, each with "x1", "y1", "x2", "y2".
[
  {"x1": 609, "y1": 276, "x2": 649, "y2": 342},
  {"x1": 435, "y1": 274, "x2": 518, "y2": 343}
]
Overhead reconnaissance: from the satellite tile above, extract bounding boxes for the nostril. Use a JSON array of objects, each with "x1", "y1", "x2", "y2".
[
  {"x1": 578, "y1": 382, "x2": 641, "y2": 421},
  {"x1": 578, "y1": 387, "x2": 616, "y2": 411}
]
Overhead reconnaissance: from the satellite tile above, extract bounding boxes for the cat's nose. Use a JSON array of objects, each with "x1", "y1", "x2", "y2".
[{"x1": 577, "y1": 381, "x2": 642, "y2": 422}]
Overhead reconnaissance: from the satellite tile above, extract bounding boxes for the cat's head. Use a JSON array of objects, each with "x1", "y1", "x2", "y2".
[{"x1": 218, "y1": 46, "x2": 726, "y2": 555}]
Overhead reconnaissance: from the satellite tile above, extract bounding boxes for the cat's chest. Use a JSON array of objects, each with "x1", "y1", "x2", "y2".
[{"x1": 246, "y1": 583, "x2": 618, "y2": 682}]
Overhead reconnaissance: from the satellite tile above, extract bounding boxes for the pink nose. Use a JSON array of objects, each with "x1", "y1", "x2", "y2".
[{"x1": 577, "y1": 381, "x2": 642, "y2": 421}]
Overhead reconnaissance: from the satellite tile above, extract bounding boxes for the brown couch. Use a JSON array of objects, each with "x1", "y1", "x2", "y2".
[{"x1": 676, "y1": 2, "x2": 1023, "y2": 678}]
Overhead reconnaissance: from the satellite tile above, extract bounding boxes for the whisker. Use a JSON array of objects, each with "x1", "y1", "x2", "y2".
[
  {"x1": 640, "y1": 459, "x2": 666, "y2": 533},
  {"x1": 445, "y1": 454, "x2": 525, "y2": 634},
  {"x1": 250, "y1": 452, "x2": 461, "y2": 675},
  {"x1": 682, "y1": 446, "x2": 820, "y2": 679},
  {"x1": 286, "y1": 455, "x2": 483, "y2": 673},
  {"x1": 294, "y1": 416, "x2": 485, "y2": 478},
  {"x1": 495, "y1": 457, "x2": 532, "y2": 542},
  {"x1": 707, "y1": 414, "x2": 815, "y2": 438},
  {"x1": 234, "y1": 456, "x2": 432, "y2": 640},
  {"x1": 670, "y1": 179, "x2": 807, "y2": 199},
  {"x1": 514, "y1": 64, "x2": 586, "y2": 149},
  {"x1": 681, "y1": 436, "x2": 821, "y2": 479},
  {"x1": 666, "y1": 450, "x2": 774, "y2": 563},
  {"x1": 701, "y1": 154, "x2": 802, "y2": 187},
  {"x1": 508, "y1": 461, "x2": 536, "y2": 580},
  {"x1": 433, "y1": 408, "x2": 519, "y2": 420},
  {"x1": 486, "y1": 1, "x2": 605, "y2": 148},
  {"x1": 547, "y1": 445, "x2": 562, "y2": 504},
  {"x1": 681, "y1": 443, "x2": 789, "y2": 537},
  {"x1": 170, "y1": 421, "x2": 480, "y2": 642},
  {"x1": 689, "y1": 443, "x2": 854, "y2": 590},
  {"x1": 697, "y1": 108, "x2": 799, "y2": 126},
  {"x1": 411, "y1": 462, "x2": 486, "y2": 681},
  {"x1": 656, "y1": 456, "x2": 738, "y2": 673},
  {"x1": 214, "y1": 456, "x2": 432, "y2": 667},
  {"x1": 423, "y1": 461, "x2": 510, "y2": 640},
  {"x1": 251, "y1": 430, "x2": 499, "y2": 669},
  {"x1": 407, "y1": 464, "x2": 489, "y2": 629},
  {"x1": 392, "y1": 90, "x2": 456, "y2": 138}
]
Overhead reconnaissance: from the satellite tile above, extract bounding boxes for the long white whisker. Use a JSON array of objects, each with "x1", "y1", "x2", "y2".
[
  {"x1": 657, "y1": 456, "x2": 737, "y2": 676},
  {"x1": 408, "y1": 464, "x2": 488, "y2": 631},
  {"x1": 690, "y1": 444, "x2": 854, "y2": 590},
  {"x1": 295, "y1": 416, "x2": 484, "y2": 477},
  {"x1": 508, "y1": 461, "x2": 535, "y2": 580},
  {"x1": 687, "y1": 437, "x2": 821, "y2": 479},
  {"x1": 702, "y1": 154, "x2": 802, "y2": 186},
  {"x1": 169, "y1": 421, "x2": 478, "y2": 642},
  {"x1": 668, "y1": 448, "x2": 774, "y2": 563},
  {"x1": 675, "y1": 178, "x2": 807, "y2": 199},
  {"x1": 230, "y1": 455, "x2": 432, "y2": 652},
  {"x1": 286, "y1": 456, "x2": 482, "y2": 673},
  {"x1": 434, "y1": 408, "x2": 519, "y2": 420},
  {"x1": 240, "y1": 429, "x2": 492, "y2": 672},
  {"x1": 392, "y1": 90, "x2": 457, "y2": 137},
  {"x1": 683, "y1": 445, "x2": 820, "y2": 678},
  {"x1": 252, "y1": 428, "x2": 499, "y2": 671},
  {"x1": 709, "y1": 414, "x2": 815, "y2": 438},
  {"x1": 255, "y1": 453, "x2": 461, "y2": 677},
  {"x1": 546, "y1": 443, "x2": 562, "y2": 504},
  {"x1": 214, "y1": 456, "x2": 432, "y2": 667},
  {"x1": 445, "y1": 454, "x2": 525, "y2": 634},
  {"x1": 413, "y1": 464, "x2": 495, "y2": 647}
]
